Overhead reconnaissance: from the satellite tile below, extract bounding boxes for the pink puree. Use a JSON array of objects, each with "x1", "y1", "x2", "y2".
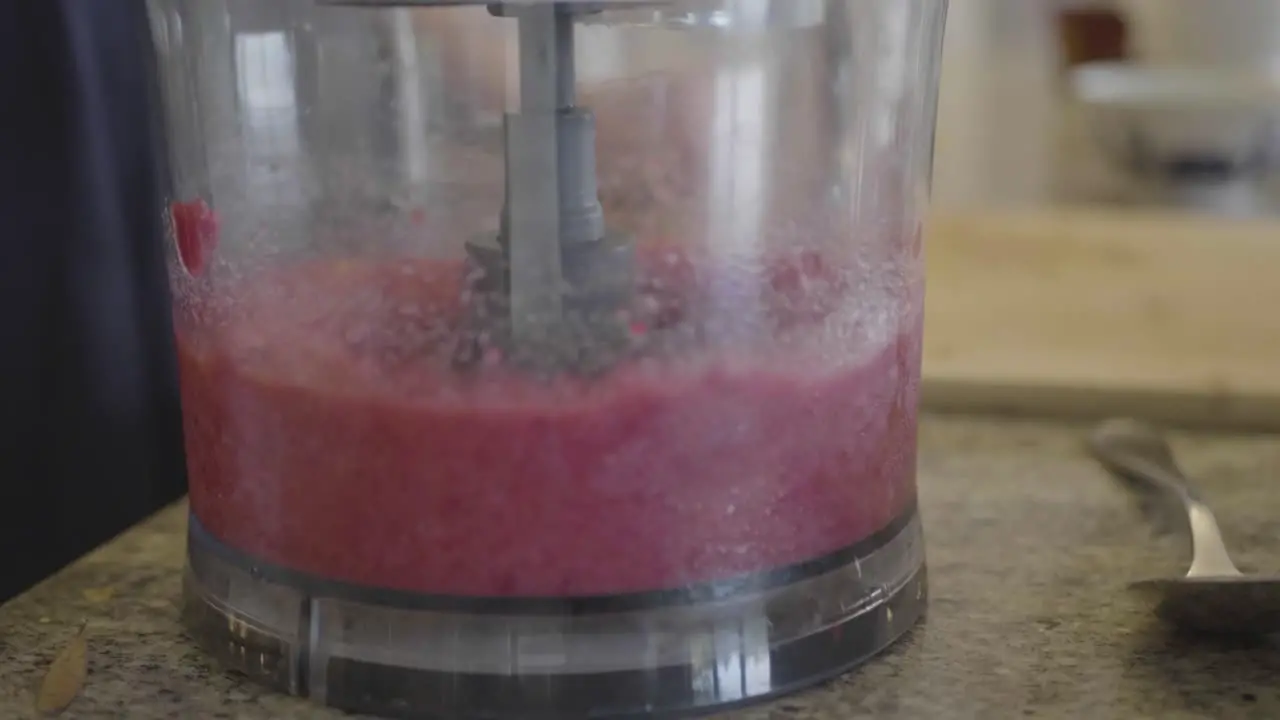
[{"x1": 179, "y1": 255, "x2": 921, "y2": 597}]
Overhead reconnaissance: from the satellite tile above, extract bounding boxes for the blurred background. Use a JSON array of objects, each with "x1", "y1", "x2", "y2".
[
  {"x1": 923, "y1": 0, "x2": 1280, "y2": 439},
  {"x1": 937, "y1": 0, "x2": 1280, "y2": 217}
]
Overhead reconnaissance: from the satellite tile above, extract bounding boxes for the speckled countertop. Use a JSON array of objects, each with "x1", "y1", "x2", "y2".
[{"x1": 5, "y1": 416, "x2": 1280, "y2": 719}]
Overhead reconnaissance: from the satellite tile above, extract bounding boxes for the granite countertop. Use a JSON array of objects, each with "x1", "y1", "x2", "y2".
[{"x1": 4, "y1": 416, "x2": 1280, "y2": 719}]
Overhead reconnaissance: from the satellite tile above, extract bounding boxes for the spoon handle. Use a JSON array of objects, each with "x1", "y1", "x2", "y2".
[{"x1": 1088, "y1": 419, "x2": 1240, "y2": 578}]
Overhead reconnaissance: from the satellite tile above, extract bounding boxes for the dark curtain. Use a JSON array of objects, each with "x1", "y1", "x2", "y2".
[{"x1": 0, "y1": 2, "x2": 186, "y2": 601}]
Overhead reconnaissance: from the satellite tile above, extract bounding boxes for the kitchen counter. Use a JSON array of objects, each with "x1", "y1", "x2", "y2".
[{"x1": 4, "y1": 416, "x2": 1280, "y2": 719}]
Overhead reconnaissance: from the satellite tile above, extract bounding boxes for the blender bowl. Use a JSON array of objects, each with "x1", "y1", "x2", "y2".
[{"x1": 146, "y1": 0, "x2": 948, "y2": 717}]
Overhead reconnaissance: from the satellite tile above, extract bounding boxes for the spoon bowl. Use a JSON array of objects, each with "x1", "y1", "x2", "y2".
[{"x1": 1130, "y1": 576, "x2": 1280, "y2": 635}]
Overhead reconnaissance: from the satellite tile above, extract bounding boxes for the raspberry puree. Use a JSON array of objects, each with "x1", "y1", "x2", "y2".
[{"x1": 177, "y1": 250, "x2": 921, "y2": 598}]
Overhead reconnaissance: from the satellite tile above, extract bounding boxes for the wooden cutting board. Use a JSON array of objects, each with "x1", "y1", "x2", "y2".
[{"x1": 922, "y1": 207, "x2": 1280, "y2": 431}]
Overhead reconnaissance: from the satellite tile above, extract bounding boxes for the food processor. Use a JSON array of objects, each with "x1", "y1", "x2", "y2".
[{"x1": 145, "y1": 0, "x2": 948, "y2": 716}]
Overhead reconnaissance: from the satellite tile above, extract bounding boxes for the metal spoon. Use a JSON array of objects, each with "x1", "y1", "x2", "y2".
[{"x1": 1088, "y1": 417, "x2": 1280, "y2": 634}]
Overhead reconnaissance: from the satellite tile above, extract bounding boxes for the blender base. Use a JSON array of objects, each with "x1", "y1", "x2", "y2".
[{"x1": 183, "y1": 507, "x2": 926, "y2": 719}]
